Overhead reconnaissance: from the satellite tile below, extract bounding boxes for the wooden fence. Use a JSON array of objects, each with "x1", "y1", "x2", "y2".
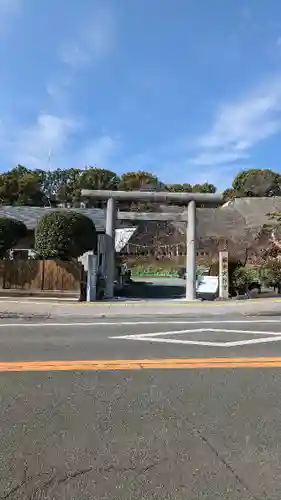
[{"x1": 0, "y1": 260, "x2": 85, "y2": 293}]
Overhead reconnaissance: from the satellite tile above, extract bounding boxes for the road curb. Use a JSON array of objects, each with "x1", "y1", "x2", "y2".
[
  {"x1": 0, "y1": 309, "x2": 275, "y2": 321},
  {"x1": 0, "y1": 297, "x2": 280, "y2": 320}
]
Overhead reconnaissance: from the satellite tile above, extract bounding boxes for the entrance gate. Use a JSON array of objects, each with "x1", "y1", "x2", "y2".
[{"x1": 81, "y1": 189, "x2": 223, "y2": 300}]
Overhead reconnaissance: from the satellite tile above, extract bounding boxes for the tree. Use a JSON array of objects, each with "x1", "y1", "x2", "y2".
[
  {"x1": 79, "y1": 167, "x2": 120, "y2": 207},
  {"x1": 222, "y1": 188, "x2": 235, "y2": 202},
  {"x1": 0, "y1": 165, "x2": 45, "y2": 206},
  {"x1": 192, "y1": 183, "x2": 217, "y2": 193},
  {"x1": 37, "y1": 169, "x2": 82, "y2": 207},
  {"x1": 37, "y1": 167, "x2": 120, "y2": 208},
  {"x1": 80, "y1": 167, "x2": 119, "y2": 190},
  {"x1": 232, "y1": 169, "x2": 281, "y2": 197},
  {"x1": 118, "y1": 171, "x2": 164, "y2": 211},
  {"x1": 0, "y1": 217, "x2": 27, "y2": 257},
  {"x1": 119, "y1": 171, "x2": 162, "y2": 191},
  {"x1": 167, "y1": 183, "x2": 192, "y2": 192},
  {"x1": 35, "y1": 211, "x2": 97, "y2": 259}
]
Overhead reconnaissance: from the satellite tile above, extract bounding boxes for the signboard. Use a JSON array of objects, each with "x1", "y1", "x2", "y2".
[
  {"x1": 219, "y1": 251, "x2": 229, "y2": 299},
  {"x1": 196, "y1": 276, "x2": 219, "y2": 299}
]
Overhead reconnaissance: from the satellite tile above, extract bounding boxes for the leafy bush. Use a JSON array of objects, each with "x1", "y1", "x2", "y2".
[
  {"x1": 0, "y1": 217, "x2": 27, "y2": 257},
  {"x1": 35, "y1": 210, "x2": 97, "y2": 259},
  {"x1": 232, "y1": 267, "x2": 254, "y2": 293},
  {"x1": 259, "y1": 260, "x2": 281, "y2": 287}
]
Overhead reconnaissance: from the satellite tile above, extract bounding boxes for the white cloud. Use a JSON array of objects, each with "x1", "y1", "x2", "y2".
[
  {"x1": 191, "y1": 151, "x2": 250, "y2": 166},
  {"x1": 190, "y1": 77, "x2": 281, "y2": 166},
  {"x1": 0, "y1": 112, "x2": 119, "y2": 172},
  {"x1": 10, "y1": 114, "x2": 80, "y2": 169},
  {"x1": 60, "y1": 7, "x2": 115, "y2": 69}
]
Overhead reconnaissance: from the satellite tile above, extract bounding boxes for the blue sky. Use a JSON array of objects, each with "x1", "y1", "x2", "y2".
[{"x1": 1, "y1": 0, "x2": 281, "y2": 189}]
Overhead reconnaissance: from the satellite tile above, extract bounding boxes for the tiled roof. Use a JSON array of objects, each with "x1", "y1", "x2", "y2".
[
  {"x1": 224, "y1": 197, "x2": 281, "y2": 228},
  {"x1": 0, "y1": 206, "x2": 107, "y2": 231},
  {"x1": 1, "y1": 197, "x2": 281, "y2": 241}
]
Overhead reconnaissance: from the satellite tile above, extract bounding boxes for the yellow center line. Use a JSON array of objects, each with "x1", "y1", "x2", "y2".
[{"x1": 0, "y1": 357, "x2": 281, "y2": 372}]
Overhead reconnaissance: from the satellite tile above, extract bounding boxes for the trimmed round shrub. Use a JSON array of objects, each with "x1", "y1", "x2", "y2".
[
  {"x1": 35, "y1": 210, "x2": 97, "y2": 259},
  {"x1": 0, "y1": 217, "x2": 27, "y2": 257}
]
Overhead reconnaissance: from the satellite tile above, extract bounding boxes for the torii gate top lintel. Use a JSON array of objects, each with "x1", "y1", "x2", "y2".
[{"x1": 81, "y1": 189, "x2": 223, "y2": 206}]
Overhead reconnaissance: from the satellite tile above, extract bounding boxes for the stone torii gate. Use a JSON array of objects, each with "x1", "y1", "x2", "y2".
[{"x1": 81, "y1": 189, "x2": 223, "y2": 300}]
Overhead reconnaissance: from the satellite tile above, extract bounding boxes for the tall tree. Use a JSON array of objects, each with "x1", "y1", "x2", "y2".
[
  {"x1": 119, "y1": 171, "x2": 162, "y2": 191},
  {"x1": 0, "y1": 165, "x2": 45, "y2": 205},
  {"x1": 37, "y1": 169, "x2": 82, "y2": 206},
  {"x1": 79, "y1": 167, "x2": 120, "y2": 207},
  {"x1": 80, "y1": 167, "x2": 119, "y2": 190},
  {"x1": 232, "y1": 169, "x2": 281, "y2": 197},
  {"x1": 119, "y1": 171, "x2": 163, "y2": 211}
]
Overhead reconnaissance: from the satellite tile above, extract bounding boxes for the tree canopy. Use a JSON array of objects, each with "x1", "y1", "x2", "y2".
[
  {"x1": 0, "y1": 165, "x2": 281, "y2": 209},
  {"x1": 231, "y1": 169, "x2": 281, "y2": 198},
  {"x1": 35, "y1": 211, "x2": 97, "y2": 260}
]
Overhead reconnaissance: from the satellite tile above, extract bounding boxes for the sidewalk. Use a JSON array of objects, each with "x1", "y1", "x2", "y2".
[{"x1": 0, "y1": 296, "x2": 281, "y2": 319}]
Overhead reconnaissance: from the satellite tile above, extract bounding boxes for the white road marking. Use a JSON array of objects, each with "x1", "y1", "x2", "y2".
[
  {"x1": 0, "y1": 319, "x2": 280, "y2": 328},
  {"x1": 112, "y1": 328, "x2": 281, "y2": 339},
  {"x1": 123, "y1": 335, "x2": 281, "y2": 347},
  {"x1": 111, "y1": 327, "x2": 281, "y2": 348},
  {"x1": 112, "y1": 328, "x2": 208, "y2": 339}
]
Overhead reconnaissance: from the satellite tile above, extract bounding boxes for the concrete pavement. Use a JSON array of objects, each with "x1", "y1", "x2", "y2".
[{"x1": 1, "y1": 317, "x2": 281, "y2": 498}]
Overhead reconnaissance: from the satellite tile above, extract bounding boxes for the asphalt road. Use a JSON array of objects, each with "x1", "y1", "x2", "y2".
[{"x1": 1, "y1": 316, "x2": 281, "y2": 499}]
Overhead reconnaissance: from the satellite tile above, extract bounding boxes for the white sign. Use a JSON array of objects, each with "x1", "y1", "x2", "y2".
[{"x1": 196, "y1": 276, "x2": 218, "y2": 298}]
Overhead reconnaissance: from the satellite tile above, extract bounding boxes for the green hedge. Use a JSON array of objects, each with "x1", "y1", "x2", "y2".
[
  {"x1": 131, "y1": 264, "x2": 180, "y2": 277},
  {"x1": 130, "y1": 264, "x2": 209, "y2": 278}
]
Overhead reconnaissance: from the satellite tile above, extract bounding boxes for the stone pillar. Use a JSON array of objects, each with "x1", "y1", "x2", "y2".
[
  {"x1": 186, "y1": 200, "x2": 197, "y2": 300},
  {"x1": 219, "y1": 250, "x2": 229, "y2": 299},
  {"x1": 105, "y1": 197, "x2": 116, "y2": 299}
]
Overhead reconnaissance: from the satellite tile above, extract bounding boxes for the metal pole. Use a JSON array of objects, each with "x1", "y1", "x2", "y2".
[
  {"x1": 105, "y1": 197, "x2": 116, "y2": 299},
  {"x1": 186, "y1": 200, "x2": 197, "y2": 300},
  {"x1": 86, "y1": 253, "x2": 97, "y2": 302}
]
